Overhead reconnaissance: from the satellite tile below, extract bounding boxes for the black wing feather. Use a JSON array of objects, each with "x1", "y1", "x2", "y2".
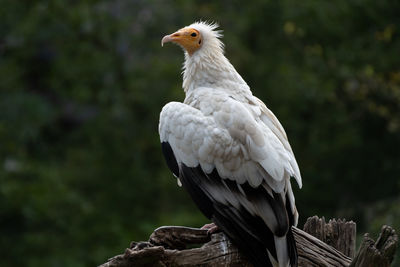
[
  {"x1": 180, "y1": 163, "x2": 298, "y2": 267},
  {"x1": 160, "y1": 142, "x2": 297, "y2": 267},
  {"x1": 286, "y1": 193, "x2": 298, "y2": 266},
  {"x1": 161, "y1": 142, "x2": 179, "y2": 177}
]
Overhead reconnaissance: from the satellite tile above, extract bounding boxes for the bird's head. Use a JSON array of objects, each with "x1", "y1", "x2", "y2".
[{"x1": 161, "y1": 21, "x2": 223, "y2": 56}]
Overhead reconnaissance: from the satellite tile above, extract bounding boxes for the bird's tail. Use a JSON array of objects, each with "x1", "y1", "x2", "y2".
[
  {"x1": 269, "y1": 229, "x2": 297, "y2": 267},
  {"x1": 274, "y1": 236, "x2": 289, "y2": 267}
]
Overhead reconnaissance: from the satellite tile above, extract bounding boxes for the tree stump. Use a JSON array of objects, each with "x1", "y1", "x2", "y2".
[
  {"x1": 98, "y1": 216, "x2": 398, "y2": 267},
  {"x1": 350, "y1": 225, "x2": 398, "y2": 267},
  {"x1": 303, "y1": 216, "x2": 356, "y2": 258}
]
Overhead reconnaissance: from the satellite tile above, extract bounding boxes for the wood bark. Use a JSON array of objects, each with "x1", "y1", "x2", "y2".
[
  {"x1": 303, "y1": 216, "x2": 356, "y2": 258},
  {"x1": 98, "y1": 217, "x2": 398, "y2": 267},
  {"x1": 350, "y1": 225, "x2": 398, "y2": 267}
]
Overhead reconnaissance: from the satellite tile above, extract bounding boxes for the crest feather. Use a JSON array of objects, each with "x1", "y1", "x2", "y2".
[
  {"x1": 189, "y1": 21, "x2": 223, "y2": 38},
  {"x1": 187, "y1": 21, "x2": 224, "y2": 52}
]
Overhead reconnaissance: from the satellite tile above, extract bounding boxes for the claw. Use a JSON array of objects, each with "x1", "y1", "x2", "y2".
[{"x1": 201, "y1": 222, "x2": 220, "y2": 235}]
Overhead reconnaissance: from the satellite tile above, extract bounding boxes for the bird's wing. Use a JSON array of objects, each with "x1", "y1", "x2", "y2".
[
  {"x1": 159, "y1": 96, "x2": 299, "y2": 266},
  {"x1": 251, "y1": 96, "x2": 302, "y2": 188}
]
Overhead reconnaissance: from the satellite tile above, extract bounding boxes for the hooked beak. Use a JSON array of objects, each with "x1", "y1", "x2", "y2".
[
  {"x1": 161, "y1": 32, "x2": 180, "y2": 46},
  {"x1": 161, "y1": 27, "x2": 201, "y2": 55}
]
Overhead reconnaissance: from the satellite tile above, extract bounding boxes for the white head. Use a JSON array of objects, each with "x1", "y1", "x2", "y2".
[
  {"x1": 161, "y1": 21, "x2": 224, "y2": 56},
  {"x1": 161, "y1": 21, "x2": 249, "y2": 94}
]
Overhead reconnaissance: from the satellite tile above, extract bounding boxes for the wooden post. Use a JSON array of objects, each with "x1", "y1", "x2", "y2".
[
  {"x1": 98, "y1": 217, "x2": 398, "y2": 267},
  {"x1": 350, "y1": 225, "x2": 398, "y2": 267},
  {"x1": 303, "y1": 216, "x2": 356, "y2": 258}
]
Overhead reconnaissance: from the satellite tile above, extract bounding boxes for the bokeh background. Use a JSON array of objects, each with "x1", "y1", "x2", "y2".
[{"x1": 1, "y1": 0, "x2": 399, "y2": 266}]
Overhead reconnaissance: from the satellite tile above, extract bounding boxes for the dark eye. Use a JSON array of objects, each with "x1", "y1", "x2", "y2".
[{"x1": 191, "y1": 32, "x2": 197, "y2": 37}]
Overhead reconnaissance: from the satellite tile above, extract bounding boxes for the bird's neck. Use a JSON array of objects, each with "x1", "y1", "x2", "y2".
[{"x1": 182, "y1": 50, "x2": 251, "y2": 96}]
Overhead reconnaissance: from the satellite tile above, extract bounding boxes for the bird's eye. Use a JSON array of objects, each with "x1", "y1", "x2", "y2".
[{"x1": 191, "y1": 32, "x2": 197, "y2": 37}]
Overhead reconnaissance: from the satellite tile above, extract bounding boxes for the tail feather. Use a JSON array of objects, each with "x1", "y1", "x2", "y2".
[
  {"x1": 286, "y1": 226, "x2": 298, "y2": 266},
  {"x1": 274, "y1": 236, "x2": 289, "y2": 267}
]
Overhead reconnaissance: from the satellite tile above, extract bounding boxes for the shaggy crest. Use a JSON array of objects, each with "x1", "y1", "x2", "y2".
[
  {"x1": 188, "y1": 21, "x2": 225, "y2": 53},
  {"x1": 181, "y1": 21, "x2": 246, "y2": 93},
  {"x1": 190, "y1": 21, "x2": 223, "y2": 38}
]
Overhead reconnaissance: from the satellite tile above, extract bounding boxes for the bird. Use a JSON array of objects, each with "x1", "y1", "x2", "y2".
[{"x1": 159, "y1": 21, "x2": 302, "y2": 267}]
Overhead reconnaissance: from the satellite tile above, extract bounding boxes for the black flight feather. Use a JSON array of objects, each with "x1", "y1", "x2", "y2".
[
  {"x1": 160, "y1": 142, "x2": 298, "y2": 267},
  {"x1": 161, "y1": 142, "x2": 179, "y2": 177}
]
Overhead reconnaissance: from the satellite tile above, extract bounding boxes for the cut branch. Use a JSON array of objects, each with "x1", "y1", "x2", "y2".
[
  {"x1": 350, "y1": 225, "x2": 398, "y2": 267},
  {"x1": 98, "y1": 217, "x2": 398, "y2": 267}
]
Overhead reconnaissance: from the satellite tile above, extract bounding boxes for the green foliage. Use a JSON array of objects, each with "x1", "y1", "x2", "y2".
[{"x1": 0, "y1": 0, "x2": 399, "y2": 266}]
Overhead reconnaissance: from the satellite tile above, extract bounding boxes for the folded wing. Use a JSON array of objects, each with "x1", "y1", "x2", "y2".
[{"x1": 159, "y1": 96, "x2": 300, "y2": 267}]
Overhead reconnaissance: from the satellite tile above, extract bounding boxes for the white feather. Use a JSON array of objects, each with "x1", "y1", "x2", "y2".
[{"x1": 274, "y1": 236, "x2": 290, "y2": 267}]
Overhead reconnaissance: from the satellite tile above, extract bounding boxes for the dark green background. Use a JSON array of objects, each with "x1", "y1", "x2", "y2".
[{"x1": 1, "y1": 0, "x2": 399, "y2": 266}]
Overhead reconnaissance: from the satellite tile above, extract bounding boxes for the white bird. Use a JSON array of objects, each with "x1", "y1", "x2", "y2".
[{"x1": 159, "y1": 21, "x2": 302, "y2": 267}]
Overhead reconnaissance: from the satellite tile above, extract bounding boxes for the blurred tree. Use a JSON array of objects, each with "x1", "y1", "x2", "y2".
[{"x1": 0, "y1": 0, "x2": 398, "y2": 266}]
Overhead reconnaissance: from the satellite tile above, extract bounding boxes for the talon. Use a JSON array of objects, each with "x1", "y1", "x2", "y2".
[{"x1": 201, "y1": 222, "x2": 220, "y2": 235}]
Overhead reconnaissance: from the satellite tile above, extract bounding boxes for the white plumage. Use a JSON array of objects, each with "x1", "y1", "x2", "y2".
[{"x1": 160, "y1": 21, "x2": 302, "y2": 267}]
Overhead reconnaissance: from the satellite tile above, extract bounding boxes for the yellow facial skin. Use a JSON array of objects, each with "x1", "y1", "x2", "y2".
[{"x1": 161, "y1": 28, "x2": 202, "y2": 55}]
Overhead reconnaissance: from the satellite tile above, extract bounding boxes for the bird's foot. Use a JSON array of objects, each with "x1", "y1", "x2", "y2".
[{"x1": 201, "y1": 222, "x2": 220, "y2": 235}]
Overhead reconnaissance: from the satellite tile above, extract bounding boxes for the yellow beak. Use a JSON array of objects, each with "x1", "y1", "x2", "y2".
[{"x1": 161, "y1": 32, "x2": 180, "y2": 46}]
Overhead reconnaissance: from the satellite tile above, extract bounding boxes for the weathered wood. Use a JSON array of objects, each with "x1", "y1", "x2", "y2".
[
  {"x1": 99, "y1": 226, "x2": 352, "y2": 266},
  {"x1": 98, "y1": 217, "x2": 398, "y2": 267},
  {"x1": 100, "y1": 244, "x2": 166, "y2": 267},
  {"x1": 293, "y1": 226, "x2": 351, "y2": 266},
  {"x1": 162, "y1": 232, "x2": 252, "y2": 267},
  {"x1": 350, "y1": 225, "x2": 398, "y2": 267},
  {"x1": 149, "y1": 226, "x2": 210, "y2": 249},
  {"x1": 303, "y1": 216, "x2": 356, "y2": 258}
]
